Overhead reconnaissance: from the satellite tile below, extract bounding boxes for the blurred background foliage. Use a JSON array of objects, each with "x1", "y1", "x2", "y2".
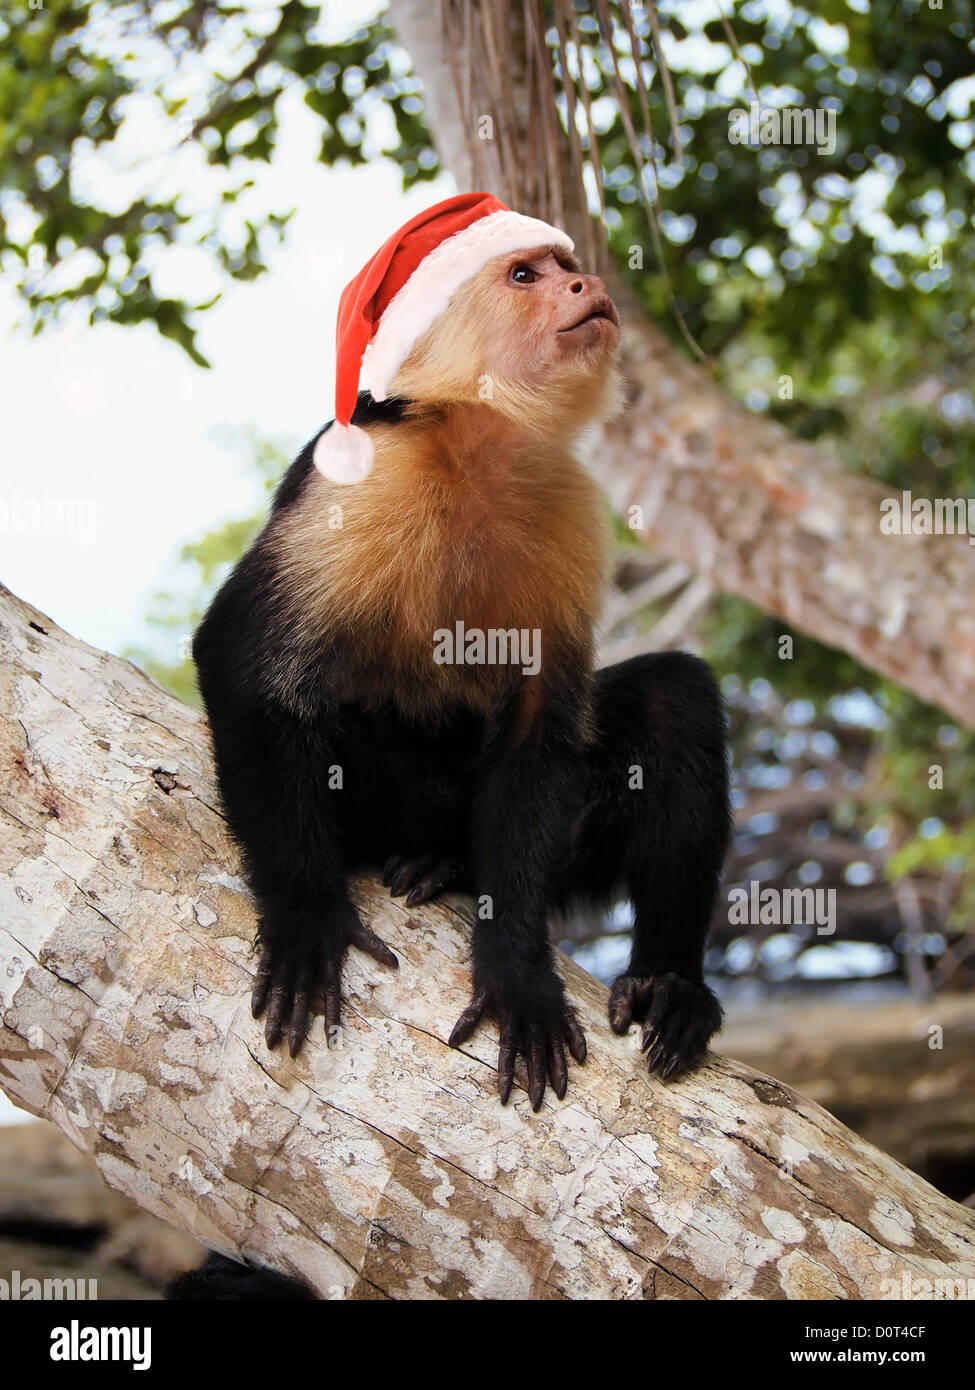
[{"x1": 4, "y1": 0, "x2": 974, "y2": 994}]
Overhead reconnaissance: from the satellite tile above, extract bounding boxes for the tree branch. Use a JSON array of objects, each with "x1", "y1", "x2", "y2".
[{"x1": 1, "y1": 585, "x2": 973, "y2": 1299}]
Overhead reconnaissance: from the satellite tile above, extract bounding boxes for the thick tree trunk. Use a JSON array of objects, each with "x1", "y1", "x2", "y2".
[
  {"x1": 389, "y1": 0, "x2": 975, "y2": 729},
  {"x1": 1, "y1": 586, "x2": 974, "y2": 1299}
]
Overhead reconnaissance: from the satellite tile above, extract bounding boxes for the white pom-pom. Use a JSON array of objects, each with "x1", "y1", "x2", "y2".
[{"x1": 312, "y1": 423, "x2": 374, "y2": 484}]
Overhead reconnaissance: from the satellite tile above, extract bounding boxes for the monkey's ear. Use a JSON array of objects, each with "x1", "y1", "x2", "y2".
[{"x1": 312, "y1": 422, "x2": 374, "y2": 484}]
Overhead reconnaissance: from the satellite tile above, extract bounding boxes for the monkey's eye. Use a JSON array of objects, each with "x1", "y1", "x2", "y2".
[{"x1": 509, "y1": 264, "x2": 537, "y2": 285}]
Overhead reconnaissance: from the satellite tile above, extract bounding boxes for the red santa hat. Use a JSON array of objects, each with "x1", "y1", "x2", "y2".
[{"x1": 312, "y1": 192, "x2": 574, "y2": 483}]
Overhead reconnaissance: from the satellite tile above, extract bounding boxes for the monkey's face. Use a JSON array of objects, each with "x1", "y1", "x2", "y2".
[
  {"x1": 500, "y1": 249, "x2": 620, "y2": 364},
  {"x1": 390, "y1": 247, "x2": 623, "y2": 434}
]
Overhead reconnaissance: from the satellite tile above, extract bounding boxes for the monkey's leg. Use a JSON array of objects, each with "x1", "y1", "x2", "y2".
[
  {"x1": 449, "y1": 681, "x2": 591, "y2": 1111},
  {"x1": 556, "y1": 652, "x2": 732, "y2": 1080},
  {"x1": 204, "y1": 700, "x2": 397, "y2": 1057}
]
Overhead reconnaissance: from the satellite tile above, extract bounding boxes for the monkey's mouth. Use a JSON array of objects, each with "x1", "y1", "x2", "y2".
[{"x1": 559, "y1": 299, "x2": 620, "y2": 333}]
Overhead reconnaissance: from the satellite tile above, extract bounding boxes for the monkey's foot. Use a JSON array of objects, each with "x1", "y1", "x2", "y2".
[
  {"x1": 382, "y1": 853, "x2": 469, "y2": 906},
  {"x1": 449, "y1": 968, "x2": 587, "y2": 1111},
  {"x1": 251, "y1": 903, "x2": 398, "y2": 1058},
  {"x1": 608, "y1": 972, "x2": 723, "y2": 1081}
]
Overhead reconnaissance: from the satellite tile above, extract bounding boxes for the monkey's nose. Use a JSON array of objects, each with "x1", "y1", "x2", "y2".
[{"x1": 572, "y1": 273, "x2": 612, "y2": 298}]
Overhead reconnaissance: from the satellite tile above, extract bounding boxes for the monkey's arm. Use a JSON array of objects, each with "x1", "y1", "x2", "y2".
[
  {"x1": 193, "y1": 574, "x2": 396, "y2": 1056},
  {"x1": 449, "y1": 678, "x2": 588, "y2": 1110}
]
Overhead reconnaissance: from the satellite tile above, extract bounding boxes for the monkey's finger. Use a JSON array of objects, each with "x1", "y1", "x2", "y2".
[
  {"x1": 612, "y1": 975, "x2": 658, "y2": 1033},
  {"x1": 447, "y1": 989, "x2": 487, "y2": 1048},
  {"x1": 642, "y1": 996, "x2": 678, "y2": 1061},
  {"x1": 347, "y1": 919, "x2": 399, "y2": 969},
  {"x1": 323, "y1": 967, "x2": 342, "y2": 1044},
  {"x1": 608, "y1": 977, "x2": 635, "y2": 1034},
  {"x1": 527, "y1": 1030, "x2": 547, "y2": 1111},
  {"x1": 263, "y1": 980, "x2": 292, "y2": 1050},
  {"x1": 663, "y1": 1018, "x2": 708, "y2": 1080},
  {"x1": 646, "y1": 1042, "x2": 669, "y2": 1076},
  {"x1": 251, "y1": 952, "x2": 275, "y2": 1018},
  {"x1": 382, "y1": 855, "x2": 406, "y2": 887},
  {"x1": 563, "y1": 1008, "x2": 588, "y2": 1065},
  {"x1": 548, "y1": 1038, "x2": 568, "y2": 1100},
  {"x1": 404, "y1": 858, "x2": 467, "y2": 906},
  {"x1": 497, "y1": 1032, "x2": 517, "y2": 1106},
  {"x1": 404, "y1": 861, "x2": 453, "y2": 906},
  {"x1": 388, "y1": 867, "x2": 412, "y2": 896},
  {"x1": 389, "y1": 856, "x2": 434, "y2": 898},
  {"x1": 640, "y1": 999, "x2": 670, "y2": 1054},
  {"x1": 288, "y1": 988, "x2": 312, "y2": 1059},
  {"x1": 403, "y1": 879, "x2": 438, "y2": 907}
]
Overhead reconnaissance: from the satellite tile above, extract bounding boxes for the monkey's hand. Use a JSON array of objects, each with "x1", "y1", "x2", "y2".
[
  {"x1": 251, "y1": 899, "x2": 397, "y2": 1058},
  {"x1": 448, "y1": 964, "x2": 586, "y2": 1111},
  {"x1": 608, "y1": 972, "x2": 722, "y2": 1080},
  {"x1": 383, "y1": 853, "x2": 469, "y2": 907}
]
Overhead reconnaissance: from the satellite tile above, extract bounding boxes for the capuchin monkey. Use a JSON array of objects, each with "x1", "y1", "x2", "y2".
[{"x1": 193, "y1": 239, "x2": 731, "y2": 1112}]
